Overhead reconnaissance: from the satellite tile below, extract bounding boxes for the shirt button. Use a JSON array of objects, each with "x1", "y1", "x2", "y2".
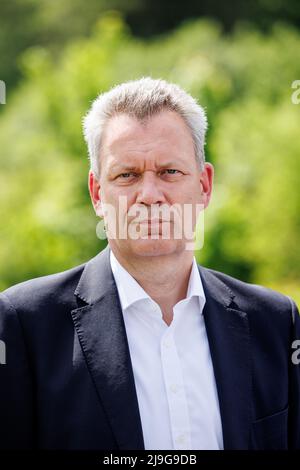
[
  {"x1": 176, "y1": 434, "x2": 187, "y2": 445},
  {"x1": 163, "y1": 339, "x2": 171, "y2": 348},
  {"x1": 170, "y1": 384, "x2": 179, "y2": 394}
]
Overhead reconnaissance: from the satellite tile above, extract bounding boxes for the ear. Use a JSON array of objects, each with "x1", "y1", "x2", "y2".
[
  {"x1": 199, "y1": 162, "x2": 214, "y2": 209},
  {"x1": 88, "y1": 170, "x2": 103, "y2": 217}
]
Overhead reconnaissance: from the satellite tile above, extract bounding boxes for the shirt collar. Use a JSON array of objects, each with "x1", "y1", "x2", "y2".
[{"x1": 110, "y1": 250, "x2": 206, "y2": 314}]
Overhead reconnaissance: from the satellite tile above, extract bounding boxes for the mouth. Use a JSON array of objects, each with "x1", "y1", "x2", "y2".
[{"x1": 139, "y1": 219, "x2": 164, "y2": 224}]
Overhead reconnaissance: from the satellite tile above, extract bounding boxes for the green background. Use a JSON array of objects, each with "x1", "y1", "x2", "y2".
[{"x1": 0, "y1": 1, "x2": 299, "y2": 305}]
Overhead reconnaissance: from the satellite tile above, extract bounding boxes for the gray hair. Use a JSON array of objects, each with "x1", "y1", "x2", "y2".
[{"x1": 83, "y1": 77, "x2": 207, "y2": 178}]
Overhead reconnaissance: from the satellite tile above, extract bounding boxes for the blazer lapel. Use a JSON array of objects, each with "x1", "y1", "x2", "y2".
[
  {"x1": 199, "y1": 267, "x2": 252, "y2": 449},
  {"x1": 70, "y1": 245, "x2": 251, "y2": 450},
  {"x1": 71, "y1": 245, "x2": 144, "y2": 450}
]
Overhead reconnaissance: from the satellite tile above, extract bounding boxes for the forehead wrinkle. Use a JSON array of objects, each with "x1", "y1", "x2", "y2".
[
  {"x1": 100, "y1": 111, "x2": 197, "y2": 174},
  {"x1": 104, "y1": 138, "x2": 181, "y2": 169},
  {"x1": 106, "y1": 150, "x2": 190, "y2": 173},
  {"x1": 102, "y1": 110, "x2": 193, "y2": 152},
  {"x1": 107, "y1": 135, "x2": 176, "y2": 155}
]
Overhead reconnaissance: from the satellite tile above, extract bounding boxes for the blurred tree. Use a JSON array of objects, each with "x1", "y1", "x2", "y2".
[
  {"x1": 1, "y1": 0, "x2": 300, "y2": 90},
  {"x1": 0, "y1": 0, "x2": 39, "y2": 88}
]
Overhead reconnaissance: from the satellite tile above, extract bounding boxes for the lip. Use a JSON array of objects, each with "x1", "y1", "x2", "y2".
[{"x1": 139, "y1": 219, "x2": 166, "y2": 224}]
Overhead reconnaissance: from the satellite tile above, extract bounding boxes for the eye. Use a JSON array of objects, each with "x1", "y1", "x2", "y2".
[
  {"x1": 118, "y1": 172, "x2": 137, "y2": 179},
  {"x1": 160, "y1": 169, "x2": 181, "y2": 175}
]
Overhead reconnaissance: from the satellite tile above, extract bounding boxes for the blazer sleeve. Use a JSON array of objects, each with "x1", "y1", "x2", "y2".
[
  {"x1": 0, "y1": 293, "x2": 35, "y2": 449},
  {"x1": 289, "y1": 297, "x2": 300, "y2": 450}
]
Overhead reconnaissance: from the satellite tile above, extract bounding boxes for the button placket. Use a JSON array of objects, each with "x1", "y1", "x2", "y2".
[{"x1": 160, "y1": 329, "x2": 191, "y2": 450}]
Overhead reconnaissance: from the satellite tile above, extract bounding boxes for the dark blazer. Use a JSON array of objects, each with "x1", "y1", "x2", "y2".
[{"x1": 0, "y1": 245, "x2": 299, "y2": 450}]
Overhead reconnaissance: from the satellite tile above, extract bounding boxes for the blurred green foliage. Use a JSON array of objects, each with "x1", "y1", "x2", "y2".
[
  {"x1": 0, "y1": 12, "x2": 299, "y2": 305},
  {"x1": 2, "y1": 0, "x2": 300, "y2": 89}
]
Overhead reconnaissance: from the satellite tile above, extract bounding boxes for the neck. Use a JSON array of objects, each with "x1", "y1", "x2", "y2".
[{"x1": 110, "y1": 246, "x2": 194, "y2": 325}]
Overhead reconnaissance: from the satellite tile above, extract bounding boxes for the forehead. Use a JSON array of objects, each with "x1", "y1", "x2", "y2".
[{"x1": 100, "y1": 110, "x2": 195, "y2": 167}]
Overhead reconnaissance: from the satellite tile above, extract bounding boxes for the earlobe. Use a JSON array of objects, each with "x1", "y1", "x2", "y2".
[{"x1": 95, "y1": 200, "x2": 104, "y2": 218}]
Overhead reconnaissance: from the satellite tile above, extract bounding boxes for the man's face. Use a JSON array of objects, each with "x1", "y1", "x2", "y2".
[{"x1": 89, "y1": 110, "x2": 213, "y2": 259}]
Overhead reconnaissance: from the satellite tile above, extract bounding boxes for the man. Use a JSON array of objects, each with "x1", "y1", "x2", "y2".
[{"x1": 0, "y1": 77, "x2": 299, "y2": 450}]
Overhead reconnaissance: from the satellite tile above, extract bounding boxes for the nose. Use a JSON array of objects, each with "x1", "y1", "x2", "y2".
[{"x1": 135, "y1": 170, "x2": 165, "y2": 206}]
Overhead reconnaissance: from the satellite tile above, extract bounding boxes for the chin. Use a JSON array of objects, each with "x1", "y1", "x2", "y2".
[{"x1": 129, "y1": 239, "x2": 183, "y2": 257}]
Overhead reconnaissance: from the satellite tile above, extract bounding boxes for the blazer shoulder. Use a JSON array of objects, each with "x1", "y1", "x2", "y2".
[
  {"x1": 1, "y1": 261, "x2": 87, "y2": 314},
  {"x1": 201, "y1": 266, "x2": 295, "y2": 318}
]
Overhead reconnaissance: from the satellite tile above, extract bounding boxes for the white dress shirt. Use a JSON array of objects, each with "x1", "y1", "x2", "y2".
[{"x1": 110, "y1": 250, "x2": 224, "y2": 450}]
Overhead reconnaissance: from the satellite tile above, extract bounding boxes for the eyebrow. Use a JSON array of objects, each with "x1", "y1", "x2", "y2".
[
  {"x1": 109, "y1": 161, "x2": 184, "y2": 173},
  {"x1": 109, "y1": 164, "x2": 140, "y2": 174}
]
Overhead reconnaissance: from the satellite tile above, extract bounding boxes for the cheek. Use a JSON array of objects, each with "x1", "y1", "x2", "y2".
[
  {"x1": 100, "y1": 185, "x2": 118, "y2": 203},
  {"x1": 174, "y1": 186, "x2": 201, "y2": 204},
  {"x1": 190, "y1": 180, "x2": 204, "y2": 201},
  {"x1": 104, "y1": 188, "x2": 136, "y2": 216}
]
